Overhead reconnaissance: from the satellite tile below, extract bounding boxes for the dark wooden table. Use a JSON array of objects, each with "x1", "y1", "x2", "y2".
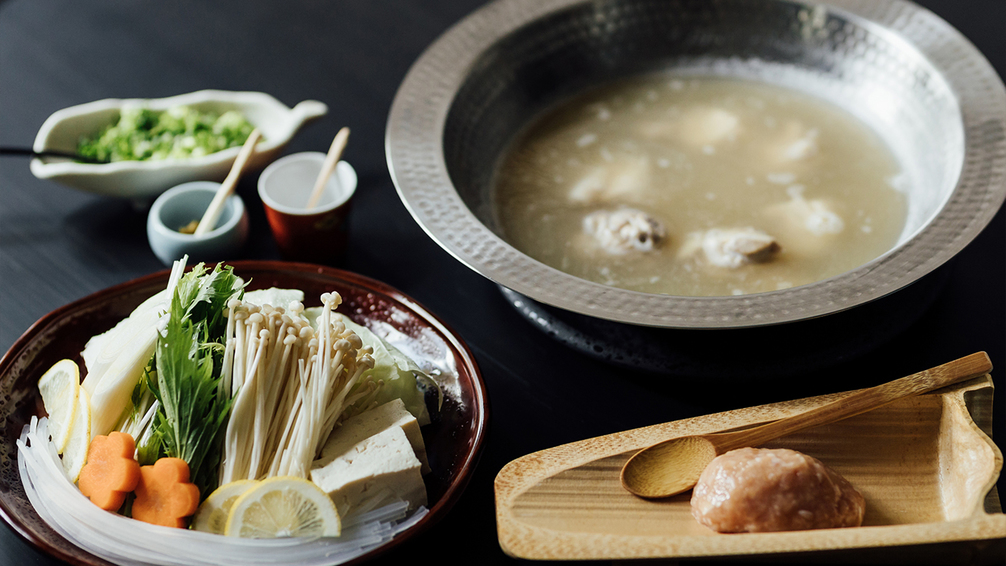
[{"x1": 1, "y1": 1, "x2": 1003, "y2": 564}]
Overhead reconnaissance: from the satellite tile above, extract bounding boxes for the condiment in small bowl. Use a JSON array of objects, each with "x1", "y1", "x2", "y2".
[
  {"x1": 257, "y1": 152, "x2": 357, "y2": 263},
  {"x1": 147, "y1": 181, "x2": 249, "y2": 265}
]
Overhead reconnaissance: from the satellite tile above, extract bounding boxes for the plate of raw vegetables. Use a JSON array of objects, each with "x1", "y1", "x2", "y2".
[{"x1": 0, "y1": 260, "x2": 487, "y2": 566}]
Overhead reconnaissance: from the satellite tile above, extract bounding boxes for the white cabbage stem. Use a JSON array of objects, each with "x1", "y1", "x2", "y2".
[{"x1": 81, "y1": 258, "x2": 187, "y2": 438}]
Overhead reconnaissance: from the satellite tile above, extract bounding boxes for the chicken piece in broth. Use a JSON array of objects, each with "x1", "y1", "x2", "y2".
[
  {"x1": 639, "y1": 106, "x2": 742, "y2": 149},
  {"x1": 763, "y1": 185, "x2": 845, "y2": 257},
  {"x1": 567, "y1": 155, "x2": 652, "y2": 205},
  {"x1": 678, "y1": 227, "x2": 780, "y2": 269},
  {"x1": 580, "y1": 208, "x2": 667, "y2": 255},
  {"x1": 764, "y1": 120, "x2": 819, "y2": 164}
]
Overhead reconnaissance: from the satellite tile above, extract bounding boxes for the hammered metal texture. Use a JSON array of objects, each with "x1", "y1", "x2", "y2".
[{"x1": 386, "y1": 0, "x2": 1006, "y2": 328}]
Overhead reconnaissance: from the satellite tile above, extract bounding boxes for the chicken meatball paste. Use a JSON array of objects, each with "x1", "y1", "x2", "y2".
[
  {"x1": 691, "y1": 447, "x2": 865, "y2": 533},
  {"x1": 492, "y1": 75, "x2": 907, "y2": 296}
]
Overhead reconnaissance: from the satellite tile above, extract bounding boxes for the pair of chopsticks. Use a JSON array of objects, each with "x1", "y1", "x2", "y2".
[{"x1": 0, "y1": 147, "x2": 110, "y2": 164}]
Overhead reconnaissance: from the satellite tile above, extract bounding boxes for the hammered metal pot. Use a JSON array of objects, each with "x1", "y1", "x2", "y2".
[{"x1": 386, "y1": 0, "x2": 1006, "y2": 332}]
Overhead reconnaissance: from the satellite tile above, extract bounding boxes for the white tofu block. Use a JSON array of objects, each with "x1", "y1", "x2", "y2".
[
  {"x1": 310, "y1": 426, "x2": 427, "y2": 516},
  {"x1": 317, "y1": 398, "x2": 430, "y2": 474}
]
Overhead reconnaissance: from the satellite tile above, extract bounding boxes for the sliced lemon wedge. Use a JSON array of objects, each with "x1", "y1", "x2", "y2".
[
  {"x1": 61, "y1": 388, "x2": 91, "y2": 483},
  {"x1": 224, "y1": 476, "x2": 340, "y2": 538},
  {"x1": 192, "y1": 479, "x2": 259, "y2": 534},
  {"x1": 38, "y1": 359, "x2": 80, "y2": 453}
]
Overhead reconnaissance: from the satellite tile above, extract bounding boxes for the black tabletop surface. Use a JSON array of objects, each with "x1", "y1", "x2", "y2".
[{"x1": 1, "y1": 1, "x2": 1003, "y2": 564}]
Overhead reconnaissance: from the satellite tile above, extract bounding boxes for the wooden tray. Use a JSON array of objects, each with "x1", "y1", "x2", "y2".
[{"x1": 495, "y1": 376, "x2": 1004, "y2": 562}]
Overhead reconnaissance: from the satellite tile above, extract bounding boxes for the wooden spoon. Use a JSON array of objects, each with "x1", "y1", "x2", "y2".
[
  {"x1": 305, "y1": 127, "x2": 349, "y2": 210},
  {"x1": 620, "y1": 351, "x2": 993, "y2": 499},
  {"x1": 192, "y1": 128, "x2": 261, "y2": 236}
]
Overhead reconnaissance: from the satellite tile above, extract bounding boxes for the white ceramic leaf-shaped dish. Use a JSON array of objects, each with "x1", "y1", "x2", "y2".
[{"x1": 30, "y1": 90, "x2": 327, "y2": 200}]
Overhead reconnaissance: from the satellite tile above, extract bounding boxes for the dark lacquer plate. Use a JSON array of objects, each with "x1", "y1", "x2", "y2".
[{"x1": 0, "y1": 261, "x2": 487, "y2": 566}]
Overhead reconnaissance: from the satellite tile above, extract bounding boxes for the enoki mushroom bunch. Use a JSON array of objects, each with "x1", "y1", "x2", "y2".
[{"x1": 220, "y1": 292, "x2": 376, "y2": 484}]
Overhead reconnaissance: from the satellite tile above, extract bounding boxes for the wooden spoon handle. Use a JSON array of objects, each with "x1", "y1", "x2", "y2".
[
  {"x1": 712, "y1": 352, "x2": 992, "y2": 452},
  {"x1": 194, "y1": 128, "x2": 261, "y2": 236},
  {"x1": 306, "y1": 127, "x2": 349, "y2": 210}
]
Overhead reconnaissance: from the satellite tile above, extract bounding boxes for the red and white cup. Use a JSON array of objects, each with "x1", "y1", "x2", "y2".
[{"x1": 257, "y1": 152, "x2": 357, "y2": 263}]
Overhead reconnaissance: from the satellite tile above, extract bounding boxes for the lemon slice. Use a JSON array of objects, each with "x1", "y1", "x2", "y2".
[
  {"x1": 37, "y1": 359, "x2": 80, "y2": 453},
  {"x1": 192, "y1": 479, "x2": 258, "y2": 534},
  {"x1": 61, "y1": 388, "x2": 91, "y2": 483},
  {"x1": 225, "y1": 476, "x2": 340, "y2": 538}
]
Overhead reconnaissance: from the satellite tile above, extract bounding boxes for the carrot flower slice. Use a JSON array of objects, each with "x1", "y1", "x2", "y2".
[
  {"x1": 132, "y1": 457, "x2": 201, "y2": 528},
  {"x1": 77, "y1": 431, "x2": 141, "y2": 512}
]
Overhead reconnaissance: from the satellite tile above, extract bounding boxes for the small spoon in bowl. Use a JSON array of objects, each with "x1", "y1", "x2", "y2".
[
  {"x1": 192, "y1": 128, "x2": 261, "y2": 236},
  {"x1": 620, "y1": 351, "x2": 993, "y2": 499}
]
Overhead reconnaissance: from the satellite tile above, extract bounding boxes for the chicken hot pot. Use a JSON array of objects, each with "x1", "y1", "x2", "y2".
[{"x1": 385, "y1": 0, "x2": 1006, "y2": 378}]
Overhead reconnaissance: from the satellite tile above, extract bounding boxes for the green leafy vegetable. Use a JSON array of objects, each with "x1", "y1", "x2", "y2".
[
  {"x1": 141, "y1": 263, "x2": 243, "y2": 498},
  {"x1": 172, "y1": 261, "x2": 245, "y2": 345},
  {"x1": 77, "y1": 105, "x2": 256, "y2": 163}
]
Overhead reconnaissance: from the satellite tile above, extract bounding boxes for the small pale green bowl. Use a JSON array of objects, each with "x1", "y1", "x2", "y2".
[{"x1": 146, "y1": 181, "x2": 249, "y2": 265}]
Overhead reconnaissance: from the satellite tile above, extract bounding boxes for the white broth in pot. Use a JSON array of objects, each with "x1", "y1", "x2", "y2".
[{"x1": 492, "y1": 75, "x2": 908, "y2": 297}]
